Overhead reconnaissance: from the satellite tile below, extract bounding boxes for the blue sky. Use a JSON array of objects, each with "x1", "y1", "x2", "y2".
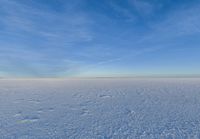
[{"x1": 0, "y1": 0, "x2": 200, "y2": 77}]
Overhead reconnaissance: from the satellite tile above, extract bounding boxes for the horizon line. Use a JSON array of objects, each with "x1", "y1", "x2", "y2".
[{"x1": 1, "y1": 74, "x2": 200, "y2": 79}]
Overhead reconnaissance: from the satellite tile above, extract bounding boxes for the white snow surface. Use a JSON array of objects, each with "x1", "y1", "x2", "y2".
[{"x1": 1, "y1": 78, "x2": 200, "y2": 139}]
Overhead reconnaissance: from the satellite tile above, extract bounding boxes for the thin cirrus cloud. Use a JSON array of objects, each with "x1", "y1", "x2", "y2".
[
  {"x1": 0, "y1": 0, "x2": 200, "y2": 77},
  {"x1": 0, "y1": 0, "x2": 92, "y2": 77}
]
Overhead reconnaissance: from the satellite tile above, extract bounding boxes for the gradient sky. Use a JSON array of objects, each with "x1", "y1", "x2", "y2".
[{"x1": 0, "y1": 0, "x2": 200, "y2": 77}]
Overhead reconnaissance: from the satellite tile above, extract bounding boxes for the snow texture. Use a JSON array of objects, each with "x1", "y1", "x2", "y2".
[{"x1": 1, "y1": 78, "x2": 200, "y2": 139}]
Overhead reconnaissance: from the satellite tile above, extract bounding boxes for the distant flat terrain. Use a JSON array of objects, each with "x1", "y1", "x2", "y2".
[{"x1": 0, "y1": 78, "x2": 200, "y2": 139}]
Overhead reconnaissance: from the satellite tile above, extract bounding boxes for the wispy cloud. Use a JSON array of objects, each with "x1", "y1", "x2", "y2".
[
  {"x1": 0, "y1": 0, "x2": 93, "y2": 42},
  {"x1": 129, "y1": 0, "x2": 155, "y2": 16},
  {"x1": 0, "y1": 0, "x2": 200, "y2": 77},
  {"x1": 0, "y1": 0, "x2": 94, "y2": 77}
]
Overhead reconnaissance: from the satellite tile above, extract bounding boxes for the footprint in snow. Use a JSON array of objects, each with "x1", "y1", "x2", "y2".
[
  {"x1": 99, "y1": 94, "x2": 112, "y2": 98},
  {"x1": 13, "y1": 112, "x2": 22, "y2": 117},
  {"x1": 72, "y1": 93, "x2": 83, "y2": 98},
  {"x1": 28, "y1": 99, "x2": 41, "y2": 104},
  {"x1": 37, "y1": 108, "x2": 44, "y2": 113},
  {"x1": 18, "y1": 116, "x2": 39, "y2": 124},
  {"x1": 48, "y1": 108, "x2": 54, "y2": 111},
  {"x1": 80, "y1": 108, "x2": 90, "y2": 116}
]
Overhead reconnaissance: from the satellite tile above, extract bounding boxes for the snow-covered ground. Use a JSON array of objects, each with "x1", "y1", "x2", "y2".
[{"x1": 1, "y1": 78, "x2": 200, "y2": 139}]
